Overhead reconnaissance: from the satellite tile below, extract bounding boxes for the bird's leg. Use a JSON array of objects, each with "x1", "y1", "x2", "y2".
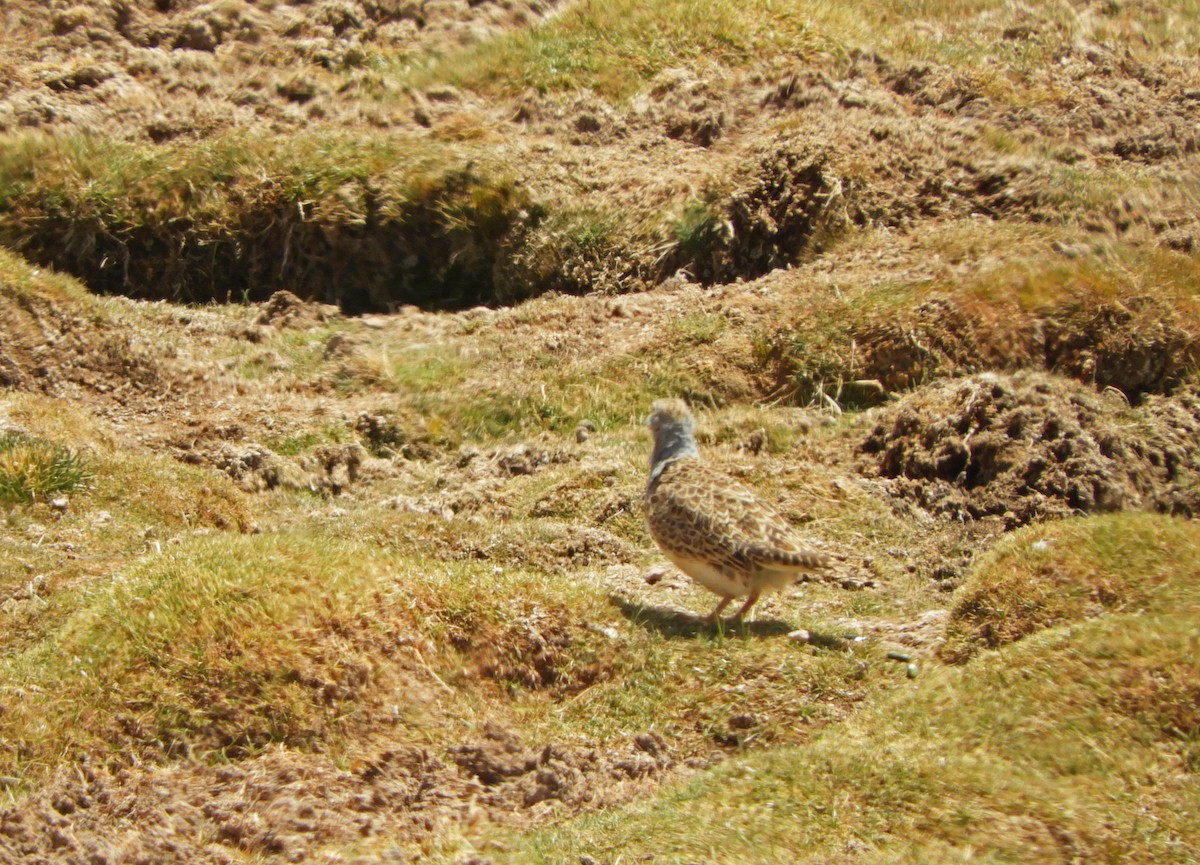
[
  {"x1": 707, "y1": 596, "x2": 733, "y2": 623},
  {"x1": 731, "y1": 591, "x2": 761, "y2": 622}
]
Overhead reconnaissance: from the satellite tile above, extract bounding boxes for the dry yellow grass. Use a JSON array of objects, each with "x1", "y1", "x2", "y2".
[{"x1": 0, "y1": 0, "x2": 1199, "y2": 860}]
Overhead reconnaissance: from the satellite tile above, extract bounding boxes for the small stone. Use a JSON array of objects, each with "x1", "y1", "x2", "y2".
[
  {"x1": 787, "y1": 629, "x2": 811, "y2": 644},
  {"x1": 1050, "y1": 240, "x2": 1091, "y2": 259},
  {"x1": 906, "y1": 662, "x2": 919, "y2": 679},
  {"x1": 49, "y1": 496, "x2": 69, "y2": 511},
  {"x1": 644, "y1": 566, "x2": 668, "y2": 585}
]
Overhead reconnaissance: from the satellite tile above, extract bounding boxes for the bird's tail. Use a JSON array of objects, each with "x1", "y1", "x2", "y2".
[{"x1": 754, "y1": 545, "x2": 843, "y2": 570}]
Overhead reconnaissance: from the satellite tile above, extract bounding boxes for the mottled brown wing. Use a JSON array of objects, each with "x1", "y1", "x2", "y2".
[
  {"x1": 645, "y1": 460, "x2": 751, "y2": 571},
  {"x1": 646, "y1": 458, "x2": 834, "y2": 572}
]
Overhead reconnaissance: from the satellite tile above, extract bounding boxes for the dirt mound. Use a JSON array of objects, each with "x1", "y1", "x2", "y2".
[
  {"x1": 859, "y1": 371, "x2": 1200, "y2": 526},
  {"x1": 0, "y1": 724, "x2": 675, "y2": 864},
  {"x1": 380, "y1": 444, "x2": 641, "y2": 571},
  {"x1": 666, "y1": 143, "x2": 856, "y2": 284},
  {"x1": 381, "y1": 443, "x2": 579, "y2": 517},
  {"x1": 180, "y1": 441, "x2": 367, "y2": 494},
  {"x1": 451, "y1": 723, "x2": 670, "y2": 807},
  {"x1": 0, "y1": 281, "x2": 166, "y2": 400},
  {"x1": 5, "y1": 163, "x2": 538, "y2": 312},
  {"x1": 254, "y1": 290, "x2": 341, "y2": 330}
]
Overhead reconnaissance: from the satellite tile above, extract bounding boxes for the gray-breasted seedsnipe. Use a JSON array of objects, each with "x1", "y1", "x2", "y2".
[{"x1": 643, "y1": 398, "x2": 841, "y2": 622}]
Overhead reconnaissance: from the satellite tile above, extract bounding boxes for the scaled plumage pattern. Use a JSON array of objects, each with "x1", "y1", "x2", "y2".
[{"x1": 643, "y1": 398, "x2": 840, "y2": 622}]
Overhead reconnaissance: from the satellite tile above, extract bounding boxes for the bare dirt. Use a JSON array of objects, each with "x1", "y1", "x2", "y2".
[
  {"x1": 860, "y1": 371, "x2": 1200, "y2": 526},
  {"x1": 2, "y1": 726, "x2": 682, "y2": 865},
  {"x1": 3, "y1": 1, "x2": 1200, "y2": 863},
  {"x1": 0, "y1": 0, "x2": 568, "y2": 142}
]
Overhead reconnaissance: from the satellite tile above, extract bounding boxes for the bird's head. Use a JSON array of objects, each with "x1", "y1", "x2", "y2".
[
  {"x1": 646, "y1": 399, "x2": 699, "y2": 475},
  {"x1": 647, "y1": 398, "x2": 694, "y2": 438}
]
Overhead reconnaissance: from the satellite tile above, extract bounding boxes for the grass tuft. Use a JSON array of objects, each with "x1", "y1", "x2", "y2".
[
  {"x1": 0, "y1": 533, "x2": 402, "y2": 773},
  {"x1": 940, "y1": 512, "x2": 1200, "y2": 662},
  {"x1": 0, "y1": 431, "x2": 93, "y2": 505}
]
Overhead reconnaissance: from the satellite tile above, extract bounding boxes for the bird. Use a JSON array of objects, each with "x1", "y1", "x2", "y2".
[{"x1": 643, "y1": 398, "x2": 841, "y2": 623}]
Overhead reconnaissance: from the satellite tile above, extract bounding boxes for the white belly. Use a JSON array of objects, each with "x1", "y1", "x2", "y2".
[
  {"x1": 664, "y1": 552, "x2": 748, "y2": 598},
  {"x1": 664, "y1": 552, "x2": 799, "y2": 599}
]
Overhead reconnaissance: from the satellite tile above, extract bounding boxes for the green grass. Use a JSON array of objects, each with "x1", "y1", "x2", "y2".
[
  {"x1": 0, "y1": 533, "x2": 396, "y2": 774},
  {"x1": 760, "y1": 239, "x2": 1200, "y2": 404},
  {"x1": 0, "y1": 513, "x2": 889, "y2": 786},
  {"x1": 338, "y1": 329, "x2": 715, "y2": 443},
  {"x1": 390, "y1": 0, "x2": 1200, "y2": 110},
  {"x1": 0, "y1": 130, "x2": 536, "y2": 309},
  {"x1": 263, "y1": 424, "x2": 350, "y2": 456},
  {"x1": 668, "y1": 199, "x2": 729, "y2": 265},
  {"x1": 0, "y1": 129, "x2": 458, "y2": 219},
  {"x1": 0, "y1": 529, "x2": 602, "y2": 775},
  {"x1": 398, "y1": 0, "x2": 831, "y2": 99},
  {"x1": 666, "y1": 312, "x2": 728, "y2": 346},
  {"x1": 464, "y1": 514, "x2": 1200, "y2": 865},
  {"x1": 941, "y1": 512, "x2": 1200, "y2": 662},
  {"x1": 364, "y1": 344, "x2": 471, "y2": 393},
  {"x1": 0, "y1": 431, "x2": 93, "y2": 506}
]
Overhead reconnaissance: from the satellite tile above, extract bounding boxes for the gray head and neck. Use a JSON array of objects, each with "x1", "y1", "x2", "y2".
[{"x1": 646, "y1": 398, "x2": 700, "y2": 483}]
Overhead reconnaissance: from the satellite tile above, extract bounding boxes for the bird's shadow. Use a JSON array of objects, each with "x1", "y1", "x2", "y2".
[{"x1": 611, "y1": 595, "x2": 809, "y2": 640}]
